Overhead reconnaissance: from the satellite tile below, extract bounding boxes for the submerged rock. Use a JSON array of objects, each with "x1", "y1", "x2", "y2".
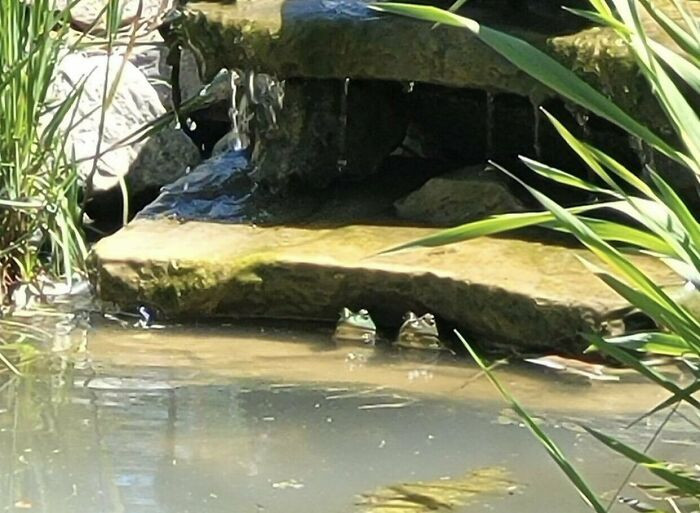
[
  {"x1": 395, "y1": 165, "x2": 526, "y2": 226},
  {"x1": 357, "y1": 466, "x2": 518, "y2": 512},
  {"x1": 91, "y1": 219, "x2": 677, "y2": 351}
]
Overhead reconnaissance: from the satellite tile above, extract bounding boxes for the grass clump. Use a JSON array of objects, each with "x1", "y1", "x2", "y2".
[{"x1": 0, "y1": 0, "x2": 90, "y2": 301}]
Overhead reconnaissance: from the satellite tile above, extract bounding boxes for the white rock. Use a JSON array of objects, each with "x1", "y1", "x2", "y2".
[
  {"x1": 118, "y1": 30, "x2": 173, "y2": 107},
  {"x1": 44, "y1": 51, "x2": 199, "y2": 193}
]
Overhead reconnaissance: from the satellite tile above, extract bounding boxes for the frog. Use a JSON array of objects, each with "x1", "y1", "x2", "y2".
[
  {"x1": 333, "y1": 308, "x2": 376, "y2": 345},
  {"x1": 395, "y1": 312, "x2": 443, "y2": 350}
]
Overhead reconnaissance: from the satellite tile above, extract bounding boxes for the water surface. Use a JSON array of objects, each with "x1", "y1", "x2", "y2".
[{"x1": 0, "y1": 323, "x2": 697, "y2": 513}]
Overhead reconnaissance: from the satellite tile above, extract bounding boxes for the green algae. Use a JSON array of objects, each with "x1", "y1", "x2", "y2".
[{"x1": 93, "y1": 251, "x2": 276, "y2": 317}]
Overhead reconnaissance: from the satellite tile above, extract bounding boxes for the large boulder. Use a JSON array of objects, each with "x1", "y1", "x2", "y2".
[
  {"x1": 45, "y1": 52, "x2": 200, "y2": 195},
  {"x1": 174, "y1": 0, "x2": 692, "y2": 132},
  {"x1": 56, "y1": 0, "x2": 172, "y2": 33}
]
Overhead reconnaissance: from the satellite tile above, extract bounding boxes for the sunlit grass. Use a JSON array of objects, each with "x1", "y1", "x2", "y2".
[
  {"x1": 0, "y1": 0, "x2": 90, "y2": 298},
  {"x1": 375, "y1": 0, "x2": 700, "y2": 509}
]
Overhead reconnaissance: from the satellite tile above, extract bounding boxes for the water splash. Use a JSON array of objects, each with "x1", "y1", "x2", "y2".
[
  {"x1": 485, "y1": 91, "x2": 495, "y2": 158},
  {"x1": 337, "y1": 77, "x2": 350, "y2": 173},
  {"x1": 228, "y1": 70, "x2": 250, "y2": 151},
  {"x1": 214, "y1": 69, "x2": 285, "y2": 154},
  {"x1": 138, "y1": 68, "x2": 289, "y2": 222}
]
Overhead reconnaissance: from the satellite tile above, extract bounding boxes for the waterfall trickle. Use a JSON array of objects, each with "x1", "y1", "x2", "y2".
[
  {"x1": 528, "y1": 93, "x2": 547, "y2": 161},
  {"x1": 532, "y1": 102, "x2": 542, "y2": 161},
  {"x1": 485, "y1": 91, "x2": 495, "y2": 158},
  {"x1": 337, "y1": 77, "x2": 350, "y2": 173},
  {"x1": 138, "y1": 68, "x2": 286, "y2": 222},
  {"x1": 227, "y1": 70, "x2": 249, "y2": 151}
]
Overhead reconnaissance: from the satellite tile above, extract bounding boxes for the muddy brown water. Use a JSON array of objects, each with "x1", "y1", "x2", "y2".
[{"x1": 0, "y1": 322, "x2": 698, "y2": 513}]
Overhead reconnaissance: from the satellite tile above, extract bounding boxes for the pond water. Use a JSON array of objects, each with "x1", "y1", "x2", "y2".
[{"x1": 0, "y1": 321, "x2": 697, "y2": 513}]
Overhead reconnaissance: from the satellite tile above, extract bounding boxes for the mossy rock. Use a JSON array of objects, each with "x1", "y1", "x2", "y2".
[{"x1": 92, "y1": 219, "x2": 678, "y2": 351}]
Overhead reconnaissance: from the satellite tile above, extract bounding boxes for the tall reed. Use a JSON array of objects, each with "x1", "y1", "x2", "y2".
[{"x1": 0, "y1": 0, "x2": 89, "y2": 300}]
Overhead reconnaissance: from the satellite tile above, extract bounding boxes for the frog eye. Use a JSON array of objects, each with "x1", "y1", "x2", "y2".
[{"x1": 358, "y1": 309, "x2": 369, "y2": 316}]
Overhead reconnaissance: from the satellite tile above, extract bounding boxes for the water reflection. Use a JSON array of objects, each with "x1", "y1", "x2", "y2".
[{"x1": 0, "y1": 325, "x2": 697, "y2": 513}]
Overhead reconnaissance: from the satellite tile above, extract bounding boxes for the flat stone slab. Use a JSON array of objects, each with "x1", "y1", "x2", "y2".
[
  {"x1": 176, "y1": 0, "x2": 698, "y2": 128},
  {"x1": 92, "y1": 219, "x2": 677, "y2": 350}
]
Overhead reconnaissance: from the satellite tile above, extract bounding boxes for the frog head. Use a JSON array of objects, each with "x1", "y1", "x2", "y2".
[
  {"x1": 395, "y1": 311, "x2": 442, "y2": 350},
  {"x1": 333, "y1": 307, "x2": 377, "y2": 345}
]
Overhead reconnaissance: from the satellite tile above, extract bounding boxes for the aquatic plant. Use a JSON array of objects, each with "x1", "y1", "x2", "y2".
[{"x1": 373, "y1": 0, "x2": 700, "y2": 510}]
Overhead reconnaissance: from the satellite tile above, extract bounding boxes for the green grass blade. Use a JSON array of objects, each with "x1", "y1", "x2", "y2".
[
  {"x1": 628, "y1": 380, "x2": 700, "y2": 427},
  {"x1": 456, "y1": 331, "x2": 608, "y2": 513},
  {"x1": 585, "y1": 145, "x2": 656, "y2": 199},
  {"x1": 639, "y1": 0, "x2": 700, "y2": 57},
  {"x1": 378, "y1": 202, "x2": 611, "y2": 253},
  {"x1": 647, "y1": 168, "x2": 700, "y2": 249},
  {"x1": 519, "y1": 155, "x2": 619, "y2": 197},
  {"x1": 563, "y1": 7, "x2": 630, "y2": 33},
  {"x1": 583, "y1": 426, "x2": 700, "y2": 495},
  {"x1": 649, "y1": 41, "x2": 700, "y2": 95},
  {"x1": 602, "y1": 332, "x2": 693, "y2": 356},
  {"x1": 555, "y1": 217, "x2": 674, "y2": 254},
  {"x1": 582, "y1": 261, "x2": 700, "y2": 348},
  {"x1": 586, "y1": 333, "x2": 700, "y2": 410}
]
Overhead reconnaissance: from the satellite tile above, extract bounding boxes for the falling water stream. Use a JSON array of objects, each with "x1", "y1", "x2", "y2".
[
  {"x1": 337, "y1": 77, "x2": 351, "y2": 173},
  {"x1": 530, "y1": 97, "x2": 543, "y2": 161}
]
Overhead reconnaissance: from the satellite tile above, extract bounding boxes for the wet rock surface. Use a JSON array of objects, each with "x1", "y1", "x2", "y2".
[
  {"x1": 136, "y1": 148, "x2": 318, "y2": 223},
  {"x1": 251, "y1": 79, "x2": 408, "y2": 190},
  {"x1": 91, "y1": 219, "x2": 677, "y2": 351}
]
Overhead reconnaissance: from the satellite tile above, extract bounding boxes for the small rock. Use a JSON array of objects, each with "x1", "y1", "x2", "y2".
[{"x1": 394, "y1": 164, "x2": 525, "y2": 226}]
